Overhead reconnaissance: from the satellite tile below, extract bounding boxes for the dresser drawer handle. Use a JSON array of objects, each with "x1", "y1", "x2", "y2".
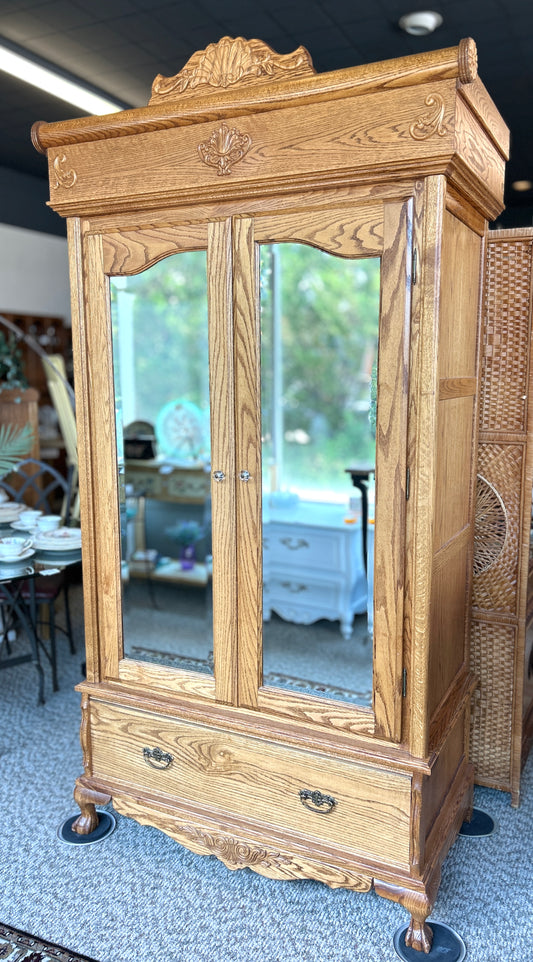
[
  {"x1": 280, "y1": 537, "x2": 309, "y2": 551},
  {"x1": 143, "y1": 746, "x2": 174, "y2": 769},
  {"x1": 299, "y1": 789, "x2": 337, "y2": 815},
  {"x1": 281, "y1": 582, "x2": 307, "y2": 593}
]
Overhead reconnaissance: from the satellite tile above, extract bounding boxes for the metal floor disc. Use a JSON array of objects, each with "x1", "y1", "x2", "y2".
[
  {"x1": 459, "y1": 807, "x2": 498, "y2": 838},
  {"x1": 57, "y1": 809, "x2": 117, "y2": 845},
  {"x1": 393, "y1": 921, "x2": 466, "y2": 962}
]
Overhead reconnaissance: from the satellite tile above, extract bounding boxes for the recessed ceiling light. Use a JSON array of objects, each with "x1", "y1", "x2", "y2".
[
  {"x1": 512, "y1": 180, "x2": 533, "y2": 192},
  {"x1": 399, "y1": 11, "x2": 443, "y2": 36},
  {"x1": 0, "y1": 42, "x2": 124, "y2": 115}
]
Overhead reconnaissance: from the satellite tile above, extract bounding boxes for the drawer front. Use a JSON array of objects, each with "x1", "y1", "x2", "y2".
[
  {"x1": 266, "y1": 525, "x2": 351, "y2": 573},
  {"x1": 266, "y1": 576, "x2": 341, "y2": 619},
  {"x1": 90, "y1": 701, "x2": 411, "y2": 868}
]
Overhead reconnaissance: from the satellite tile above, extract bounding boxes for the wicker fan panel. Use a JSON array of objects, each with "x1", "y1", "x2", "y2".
[
  {"x1": 479, "y1": 240, "x2": 533, "y2": 433},
  {"x1": 470, "y1": 619, "x2": 515, "y2": 785},
  {"x1": 472, "y1": 444, "x2": 523, "y2": 612}
]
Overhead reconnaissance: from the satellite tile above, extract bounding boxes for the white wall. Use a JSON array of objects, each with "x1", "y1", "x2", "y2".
[{"x1": 0, "y1": 223, "x2": 71, "y2": 323}]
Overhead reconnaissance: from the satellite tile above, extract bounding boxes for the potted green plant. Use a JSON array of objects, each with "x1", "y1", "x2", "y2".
[{"x1": 166, "y1": 519, "x2": 205, "y2": 570}]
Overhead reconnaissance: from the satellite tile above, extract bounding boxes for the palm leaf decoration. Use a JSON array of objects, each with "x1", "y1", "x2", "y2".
[{"x1": 0, "y1": 423, "x2": 34, "y2": 479}]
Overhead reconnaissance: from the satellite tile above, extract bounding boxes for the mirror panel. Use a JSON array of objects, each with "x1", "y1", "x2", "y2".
[
  {"x1": 110, "y1": 252, "x2": 213, "y2": 675},
  {"x1": 260, "y1": 243, "x2": 380, "y2": 707}
]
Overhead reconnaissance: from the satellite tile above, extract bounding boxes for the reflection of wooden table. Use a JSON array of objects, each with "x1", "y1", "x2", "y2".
[
  {"x1": 125, "y1": 459, "x2": 210, "y2": 503},
  {"x1": 124, "y1": 460, "x2": 210, "y2": 586}
]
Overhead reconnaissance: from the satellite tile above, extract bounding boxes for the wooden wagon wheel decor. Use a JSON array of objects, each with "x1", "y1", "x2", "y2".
[{"x1": 473, "y1": 474, "x2": 508, "y2": 575}]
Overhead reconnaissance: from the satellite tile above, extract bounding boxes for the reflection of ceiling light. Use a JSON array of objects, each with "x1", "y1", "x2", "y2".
[
  {"x1": 0, "y1": 43, "x2": 123, "y2": 114},
  {"x1": 512, "y1": 180, "x2": 533, "y2": 192},
  {"x1": 399, "y1": 11, "x2": 443, "y2": 36}
]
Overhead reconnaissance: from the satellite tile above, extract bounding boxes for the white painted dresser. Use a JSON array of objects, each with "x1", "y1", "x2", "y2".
[{"x1": 262, "y1": 500, "x2": 367, "y2": 638}]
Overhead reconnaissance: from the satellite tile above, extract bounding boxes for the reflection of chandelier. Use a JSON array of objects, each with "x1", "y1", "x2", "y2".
[{"x1": 473, "y1": 475, "x2": 507, "y2": 575}]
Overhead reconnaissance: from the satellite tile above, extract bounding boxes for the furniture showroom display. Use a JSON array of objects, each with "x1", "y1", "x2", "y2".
[
  {"x1": 33, "y1": 37, "x2": 508, "y2": 953},
  {"x1": 471, "y1": 228, "x2": 533, "y2": 806}
]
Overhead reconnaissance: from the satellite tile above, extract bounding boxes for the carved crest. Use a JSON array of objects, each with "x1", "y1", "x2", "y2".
[
  {"x1": 51, "y1": 153, "x2": 77, "y2": 189},
  {"x1": 409, "y1": 93, "x2": 447, "y2": 141},
  {"x1": 150, "y1": 36, "x2": 315, "y2": 105},
  {"x1": 198, "y1": 122, "x2": 252, "y2": 176}
]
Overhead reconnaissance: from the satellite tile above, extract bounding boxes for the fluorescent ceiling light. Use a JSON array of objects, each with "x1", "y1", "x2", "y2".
[{"x1": 0, "y1": 43, "x2": 123, "y2": 115}]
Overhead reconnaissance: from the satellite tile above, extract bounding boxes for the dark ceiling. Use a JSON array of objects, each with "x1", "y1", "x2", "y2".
[{"x1": 1, "y1": 0, "x2": 533, "y2": 231}]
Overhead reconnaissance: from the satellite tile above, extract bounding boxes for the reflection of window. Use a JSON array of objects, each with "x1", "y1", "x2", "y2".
[
  {"x1": 260, "y1": 245, "x2": 380, "y2": 503},
  {"x1": 110, "y1": 252, "x2": 209, "y2": 432}
]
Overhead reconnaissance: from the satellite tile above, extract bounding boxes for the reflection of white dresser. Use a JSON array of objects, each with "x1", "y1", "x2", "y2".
[{"x1": 262, "y1": 501, "x2": 367, "y2": 638}]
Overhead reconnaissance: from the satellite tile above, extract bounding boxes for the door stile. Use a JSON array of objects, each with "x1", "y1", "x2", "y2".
[
  {"x1": 75, "y1": 227, "x2": 123, "y2": 681},
  {"x1": 373, "y1": 199, "x2": 412, "y2": 742},
  {"x1": 208, "y1": 219, "x2": 239, "y2": 705},
  {"x1": 232, "y1": 216, "x2": 263, "y2": 707}
]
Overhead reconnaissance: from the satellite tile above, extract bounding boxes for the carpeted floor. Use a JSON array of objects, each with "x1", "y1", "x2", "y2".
[{"x1": 0, "y1": 584, "x2": 532, "y2": 962}]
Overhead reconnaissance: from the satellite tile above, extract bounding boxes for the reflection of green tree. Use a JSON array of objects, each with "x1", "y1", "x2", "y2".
[
  {"x1": 111, "y1": 252, "x2": 209, "y2": 426},
  {"x1": 261, "y1": 245, "x2": 380, "y2": 496},
  {"x1": 111, "y1": 243, "x2": 380, "y2": 499}
]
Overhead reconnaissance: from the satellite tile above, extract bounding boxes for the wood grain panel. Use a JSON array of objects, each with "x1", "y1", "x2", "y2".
[
  {"x1": 433, "y1": 396, "x2": 474, "y2": 551},
  {"x1": 428, "y1": 542, "x2": 470, "y2": 718},
  {"x1": 438, "y1": 211, "x2": 482, "y2": 380},
  {"x1": 102, "y1": 223, "x2": 208, "y2": 275},
  {"x1": 208, "y1": 219, "x2": 238, "y2": 705},
  {"x1": 76, "y1": 229, "x2": 122, "y2": 681},
  {"x1": 255, "y1": 203, "x2": 384, "y2": 256},
  {"x1": 232, "y1": 217, "x2": 263, "y2": 707},
  {"x1": 45, "y1": 83, "x2": 456, "y2": 216},
  {"x1": 372, "y1": 199, "x2": 411, "y2": 741},
  {"x1": 90, "y1": 700, "x2": 411, "y2": 867}
]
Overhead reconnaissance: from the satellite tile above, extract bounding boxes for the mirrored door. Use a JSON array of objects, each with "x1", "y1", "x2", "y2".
[
  {"x1": 260, "y1": 242, "x2": 380, "y2": 707},
  {"x1": 110, "y1": 251, "x2": 214, "y2": 676}
]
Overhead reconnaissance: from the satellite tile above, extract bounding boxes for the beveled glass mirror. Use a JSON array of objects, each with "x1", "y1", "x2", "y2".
[
  {"x1": 110, "y1": 252, "x2": 214, "y2": 674},
  {"x1": 260, "y1": 243, "x2": 380, "y2": 706}
]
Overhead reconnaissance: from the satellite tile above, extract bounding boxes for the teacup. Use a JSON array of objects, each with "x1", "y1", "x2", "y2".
[
  {"x1": 35, "y1": 514, "x2": 62, "y2": 532},
  {"x1": 0, "y1": 536, "x2": 33, "y2": 559},
  {"x1": 19, "y1": 509, "x2": 42, "y2": 526}
]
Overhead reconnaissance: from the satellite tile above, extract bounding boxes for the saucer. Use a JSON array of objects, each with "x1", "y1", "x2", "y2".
[
  {"x1": 0, "y1": 547, "x2": 35, "y2": 564},
  {"x1": 11, "y1": 520, "x2": 37, "y2": 532}
]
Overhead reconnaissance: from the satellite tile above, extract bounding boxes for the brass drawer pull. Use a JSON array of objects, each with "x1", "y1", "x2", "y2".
[
  {"x1": 299, "y1": 789, "x2": 337, "y2": 815},
  {"x1": 280, "y1": 537, "x2": 309, "y2": 551},
  {"x1": 143, "y1": 746, "x2": 173, "y2": 769}
]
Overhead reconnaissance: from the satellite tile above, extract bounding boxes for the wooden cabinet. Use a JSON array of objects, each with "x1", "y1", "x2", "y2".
[{"x1": 34, "y1": 37, "x2": 508, "y2": 952}]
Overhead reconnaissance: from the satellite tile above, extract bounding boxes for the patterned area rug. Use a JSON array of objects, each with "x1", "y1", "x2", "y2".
[
  {"x1": 130, "y1": 647, "x2": 372, "y2": 704},
  {"x1": 0, "y1": 924, "x2": 99, "y2": 961}
]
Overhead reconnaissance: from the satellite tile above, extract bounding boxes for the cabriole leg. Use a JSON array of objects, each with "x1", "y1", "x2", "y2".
[{"x1": 72, "y1": 776, "x2": 111, "y2": 835}]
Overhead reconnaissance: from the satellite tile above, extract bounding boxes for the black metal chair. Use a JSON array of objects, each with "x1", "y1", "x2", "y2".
[{"x1": 0, "y1": 459, "x2": 79, "y2": 687}]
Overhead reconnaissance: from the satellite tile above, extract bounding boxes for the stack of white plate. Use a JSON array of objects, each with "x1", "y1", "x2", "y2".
[
  {"x1": 0, "y1": 503, "x2": 25, "y2": 525},
  {"x1": 34, "y1": 528, "x2": 82, "y2": 551}
]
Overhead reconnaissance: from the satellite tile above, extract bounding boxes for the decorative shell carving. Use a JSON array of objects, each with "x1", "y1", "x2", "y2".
[
  {"x1": 51, "y1": 153, "x2": 77, "y2": 189},
  {"x1": 198, "y1": 122, "x2": 252, "y2": 176},
  {"x1": 150, "y1": 36, "x2": 315, "y2": 105},
  {"x1": 409, "y1": 94, "x2": 447, "y2": 141},
  {"x1": 473, "y1": 474, "x2": 508, "y2": 574}
]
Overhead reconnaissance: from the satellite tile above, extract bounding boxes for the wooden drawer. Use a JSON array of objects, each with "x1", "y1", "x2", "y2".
[{"x1": 90, "y1": 700, "x2": 411, "y2": 868}]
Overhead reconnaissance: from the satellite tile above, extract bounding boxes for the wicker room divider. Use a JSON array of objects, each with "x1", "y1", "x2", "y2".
[{"x1": 471, "y1": 228, "x2": 533, "y2": 806}]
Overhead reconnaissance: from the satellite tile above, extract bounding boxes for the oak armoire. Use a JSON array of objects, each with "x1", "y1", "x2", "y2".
[{"x1": 32, "y1": 37, "x2": 508, "y2": 952}]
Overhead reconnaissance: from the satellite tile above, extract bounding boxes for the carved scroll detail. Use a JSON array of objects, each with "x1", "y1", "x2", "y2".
[
  {"x1": 51, "y1": 153, "x2": 77, "y2": 189},
  {"x1": 198, "y1": 123, "x2": 252, "y2": 176},
  {"x1": 150, "y1": 36, "x2": 315, "y2": 104},
  {"x1": 409, "y1": 94, "x2": 447, "y2": 141},
  {"x1": 179, "y1": 824, "x2": 292, "y2": 868}
]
